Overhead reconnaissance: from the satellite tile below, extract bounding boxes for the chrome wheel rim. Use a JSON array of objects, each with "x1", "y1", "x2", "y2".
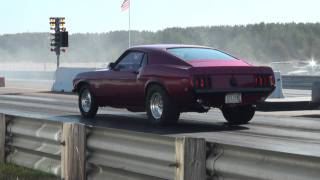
[
  {"x1": 81, "y1": 89, "x2": 92, "y2": 113},
  {"x1": 150, "y1": 92, "x2": 163, "y2": 119}
]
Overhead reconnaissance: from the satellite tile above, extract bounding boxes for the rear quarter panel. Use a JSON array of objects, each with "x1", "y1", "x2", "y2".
[{"x1": 141, "y1": 64, "x2": 193, "y2": 106}]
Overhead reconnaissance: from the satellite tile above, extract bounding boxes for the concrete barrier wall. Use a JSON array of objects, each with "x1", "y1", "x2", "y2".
[
  {"x1": 268, "y1": 71, "x2": 284, "y2": 99},
  {"x1": 0, "y1": 71, "x2": 54, "y2": 80},
  {"x1": 52, "y1": 67, "x2": 96, "y2": 92},
  {"x1": 282, "y1": 75, "x2": 320, "y2": 90}
]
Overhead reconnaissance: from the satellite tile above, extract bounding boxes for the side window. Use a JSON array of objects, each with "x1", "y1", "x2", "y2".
[
  {"x1": 115, "y1": 51, "x2": 144, "y2": 71},
  {"x1": 141, "y1": 53, "x2": 148, "y2": 67}
]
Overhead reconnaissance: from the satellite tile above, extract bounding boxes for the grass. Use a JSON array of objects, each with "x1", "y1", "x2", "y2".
[{"x1": 0, "y1": 163, "x2": 59, "y2": 180}]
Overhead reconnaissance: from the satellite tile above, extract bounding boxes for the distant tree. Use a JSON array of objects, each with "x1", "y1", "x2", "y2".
[{"x1": 0, "y1": 23, "x2": 319, "y2": 64}]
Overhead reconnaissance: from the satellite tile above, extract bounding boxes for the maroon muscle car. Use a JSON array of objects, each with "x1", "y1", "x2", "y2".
[{"x1": 73, "y1": 44, "x2": 275, "y2": 125}]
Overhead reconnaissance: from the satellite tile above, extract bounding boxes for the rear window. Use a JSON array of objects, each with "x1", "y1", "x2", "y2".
[{"x1": 167, "y1": 48, "x2": 237, "y2": 61}]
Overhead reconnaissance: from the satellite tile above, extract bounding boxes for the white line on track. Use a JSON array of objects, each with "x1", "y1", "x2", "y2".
[
  {"x1": 0, "y1": 94, "x2": 62, "y2": 103},
  {"x1": 0, "y1": 100, "x2": 77, "y2": 113}
]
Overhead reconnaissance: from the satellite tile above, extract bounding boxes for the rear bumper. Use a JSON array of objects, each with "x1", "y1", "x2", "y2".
[
  {"x1": 189, "y1": 87, "x2": 275, "y2": 107},
  {"x1": 194, "y1": 87, "x2": 274, "y2": 94}
]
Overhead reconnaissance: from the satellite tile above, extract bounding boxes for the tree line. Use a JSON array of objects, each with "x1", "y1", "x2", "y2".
[{"x1": 0, "y1": 22, "x2": 319, "y2": 65}]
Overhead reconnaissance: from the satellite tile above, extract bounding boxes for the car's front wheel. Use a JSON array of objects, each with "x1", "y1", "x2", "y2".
[
  {"x1": 79, "y1": 85, "x2": 98, "y2": 118},
  {"x1": 221, "y1": 105, "x2": 255, "y2": 125},
  {"x1": 146, "y1": 85, "x2": 180, "y2": 125}
]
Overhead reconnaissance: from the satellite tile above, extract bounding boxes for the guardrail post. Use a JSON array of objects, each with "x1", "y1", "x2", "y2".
[
  {"x1": 312, "y1": 81, "x2": 320, "y2": 103},
  {"x1": 0, "y1": 114, "x2": 5, "y2": 162},
  {"x1": 0, "y1": 77, "x2": 5, "y2": 87},
  {"x1": 175, "y1": 137, "x2": 206, "y2": 180},
  {"x1": 62, "y1": 123, "x2": 86, "y2": 180}
]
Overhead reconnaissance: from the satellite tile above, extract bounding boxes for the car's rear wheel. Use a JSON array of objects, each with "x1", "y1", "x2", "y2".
[
  {"x1": 221, "y1": 105, "x2": 255, "y2": 125},
  {"x1": 79, "y1": 85, "x2": 98, "y2": 118},
  {"x1": 146, "y1": 85, "x2": 180, "y2": 125}
]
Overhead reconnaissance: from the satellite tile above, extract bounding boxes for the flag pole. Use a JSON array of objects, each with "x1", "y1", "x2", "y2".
[{"x1": 128, "y1": 0, "x2": 131, "y2": 48}]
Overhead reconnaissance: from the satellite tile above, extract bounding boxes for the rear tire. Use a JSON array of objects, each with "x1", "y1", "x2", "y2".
[
  {"x1": 78, "y1": 85, "x2": 98, "y2": 118},
  {"x1": 221, "y1": 105, "x2": 255, "y2": 125},
  {"x1": 146, "y1": 85, "x2": 180, "y2": 125}
]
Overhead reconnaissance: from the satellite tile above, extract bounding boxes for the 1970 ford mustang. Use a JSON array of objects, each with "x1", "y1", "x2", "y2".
[{"x1": 73, "y1": 44, "x2": 275, "y2": 125}]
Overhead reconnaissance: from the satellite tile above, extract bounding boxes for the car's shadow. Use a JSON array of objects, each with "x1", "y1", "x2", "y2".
[
  {"x1": 294, "y1": 114, "x2": 320, "y2": 119},
  {"x1": 56, "y1": 112, "x2": 248, "y2": 135},
  {"x1": 0, "y1": 93, "x2": 23, "y2": 96}
]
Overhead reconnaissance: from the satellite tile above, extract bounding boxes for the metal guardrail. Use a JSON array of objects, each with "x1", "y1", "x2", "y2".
[
  {"x1": 282, "y1": 75, "x2": 320, "y2": 90},
  {"x1": 86, "y1": 127, "x2": 206, "y2": 180},
  {"x1": 5, "y1": 115, "x2": 62, "y2": 176},
  {"x1": 87, "y1": 127, "x2": 176, "y2": 180},
  {"x1": 0, "y1": 112, "x2": 206, "y2": 180},
  {"x1": 206, "y1": 143, "x2": 320, "y2": 180},
  {"x1": 0, "y1": 111, "x2": 320, "y2": 180}
]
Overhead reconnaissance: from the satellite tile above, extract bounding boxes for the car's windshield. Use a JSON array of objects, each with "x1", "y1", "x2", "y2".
[{"x1": 167, "y1": 48, "x2": 237, "y2": 61}]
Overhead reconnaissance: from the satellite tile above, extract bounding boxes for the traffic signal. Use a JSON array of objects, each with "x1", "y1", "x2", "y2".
[
  {"x1": 49, "y1": 17, "x2": 68, "y2": 68},
  {"x1": 60, "y1": 31, "x2": 68, "y2": 47},
  {"x1": 55, "y1": 32, "x2": 61, "y2": 45},
  {"x1": 60, "y1": 18, "x2": 65, "y2": 28},
  {"x1": 49, "y1": 32, "x2": 60, "y2": 47},
  {"x1": 49, "y1": 17, "x2": 68, "y2": 51},
  {"x1": 49, "y1": 18, "x2": 56, "y2": 27},
  {"x1": 49, "y1": 18, "x2": 57, "y2": 30}
]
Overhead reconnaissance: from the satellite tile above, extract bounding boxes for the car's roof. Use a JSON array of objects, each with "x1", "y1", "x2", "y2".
[{"x1": 130, "y1": 44, "x2": 211, "y2": 51}]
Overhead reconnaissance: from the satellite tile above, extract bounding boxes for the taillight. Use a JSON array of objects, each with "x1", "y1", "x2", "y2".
[
  {"x1": 259, "y1": 77, "x2": 263, "y2": 86},
  {"x1": 256, "y1": 75, "x2": 275, "y2": 87},
  {"x1": 200, "y1": 79, "x2": 205, "y2": 88},
  {"x1": 194, "y1": 76, "x2": 211, "y2": 89},
  {"x1": 190, "y1": 78, "x2": 194, "y2": 87}
]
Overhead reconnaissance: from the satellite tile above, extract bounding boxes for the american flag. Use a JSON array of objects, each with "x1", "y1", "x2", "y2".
[{"x1": 121, "y1": 0, "x2": 130, "y2": 11}]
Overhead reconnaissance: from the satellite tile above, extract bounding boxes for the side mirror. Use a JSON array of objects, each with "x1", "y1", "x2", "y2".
[{"x1": 108, "y1": 62, "x2": 116, "y2": 69}]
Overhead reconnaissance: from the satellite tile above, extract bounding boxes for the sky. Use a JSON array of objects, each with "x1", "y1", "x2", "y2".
[{"x1": 0, "y1": 0, "x2": 319, "y2": 34}]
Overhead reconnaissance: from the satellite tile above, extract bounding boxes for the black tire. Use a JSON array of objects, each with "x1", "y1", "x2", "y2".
[
  {"x1": 221, "y1": 105, "x2": 255, "y2": 125},
  {"x1": 146, "y1": 85, "x2": 180, "y2": 125},
  {"x1": 78, "y1": 85, "x2": 98, "y2": 118}
]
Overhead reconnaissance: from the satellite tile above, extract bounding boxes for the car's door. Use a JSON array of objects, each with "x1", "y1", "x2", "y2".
[{"x1": 100, "y1": 51, "x2": 146, "y2": 106}]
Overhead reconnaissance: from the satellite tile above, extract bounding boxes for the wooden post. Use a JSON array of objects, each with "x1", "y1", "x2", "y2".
[
  {"x1": 175, "y1": 137, "x2": 206, "y2": 180},
  {"x1": 0, "y1": 114, "x2": 6, "y2": 162},
  {"x1": 61, "y1": 123, "x2": 86, "y2": 180}
]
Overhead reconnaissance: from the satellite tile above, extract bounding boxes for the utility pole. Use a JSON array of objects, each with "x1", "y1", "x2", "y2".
[
  {"x1": 121, "y1": 0, "x2": 131, "y2": 47},
  {"x1": 128, "y1": 1, "x2": 131, "y2": 48},
  {"x1": 49, "y1": 17, "x2": 68, "y2": 69}
]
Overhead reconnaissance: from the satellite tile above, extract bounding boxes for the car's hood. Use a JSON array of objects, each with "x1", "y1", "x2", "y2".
[{"x1": 186, "y1": 59, "x2": 251, "y2": 67}]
